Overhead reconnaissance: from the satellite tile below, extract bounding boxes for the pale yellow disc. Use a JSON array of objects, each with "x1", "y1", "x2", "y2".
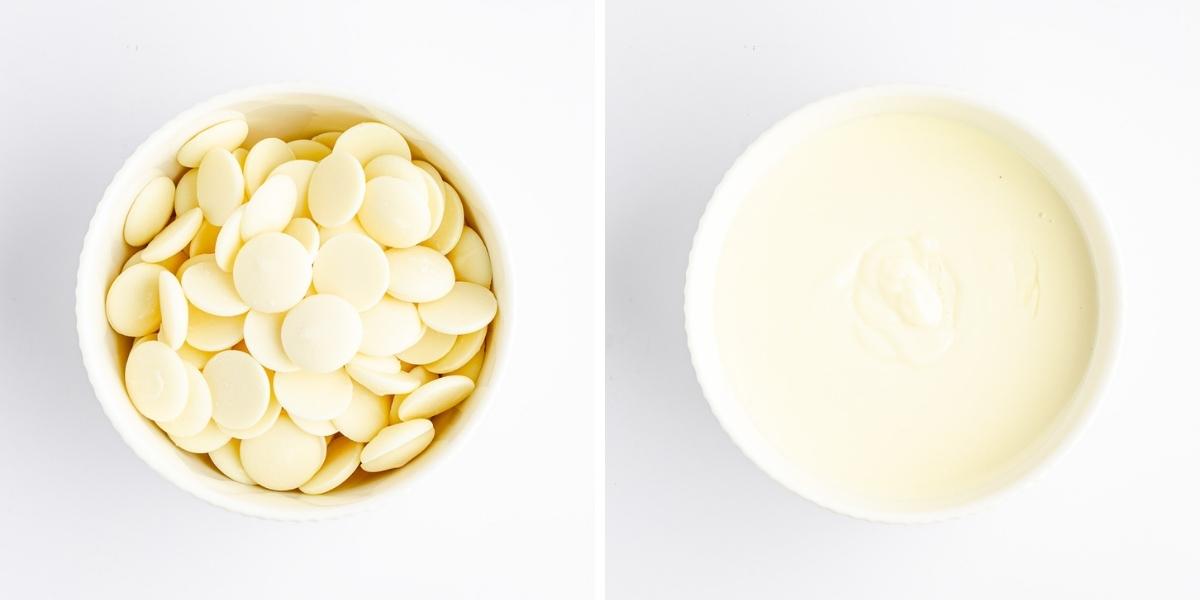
[
  {"x1": 106, "y1": 262, "x2": 165, "y2": 337},
  {"x1": 283, "y1": 217, "x2": 320, "y2": 258},
  {"x1": 268, "y1": 160, "x2": 317, "y2": 218},
  {"x1": 288, "y1": 139, "x2": 332, "y2": 161},
  {"x1": 361, "y1": 155, "x2": 445, "y2": 239},
  {"x1": 447, "y1": 226, "x2": 492, "y2": 287},
  {"x1": 119, "y1": 250, "x2": 143, "y2": 271},
  {"x1": 169, "y1": 421, "x2": 231, "y2": 454},
  {"x1": 186, "y1": 305, "x2": 244, "y2": 351},
  {"x1": 450, "y1": 349, "x2": 485, "y2": 380},
  {"x1": 177, "y1": 119, "x2": 249, "y2": 168},
  {"x1": 421, "y1": 174, "x2": 444, "y2": 238},
  {"x1": 176, "y1": 253, "x2": 214, "y2": 278},
  {"x1": 312, "y1": 232, "x2": 389, "y2": 310},
  {"x1": 124, "y1": 176, "x2": 176, "y2": 246},
  {"x1": 311, "y1": 131, "x2": 342, "y2": 148},
  {"x1": 142, "y1": 207, "x2": 203, "y2": 263},
  {"x1": 385, "y1": 246, "x2": 455, "y2": 303},
  {"x1": 125, "y1": 340, "x2": 188, "y2": 421},
  {"x1": 209, "y1": 439, "x2": 254, "y2": 485},
  {"x1": 157, "y1": 271, "x2": 188, "y2": 350},
  {"x1": 412, "y1": 160, "x2": 443, "y2": 183},
  {"x1": 125, "y1": 251, "x2": 148, "y2": 270},
  {"x1": 156, "y1": 364, "x2": 213, "y2": 437},
  {"x1": 422, "y1": 181, "x2": 464, "y2": 254},
  {"x1": 189, "y1": 221, "x2": 220, "y2": 256},
  {"x1": 389, "y1": 366, "x2": 437, "y2": 423},
  {"x1": 397, "y1": 328, "x2": 456, "y2": 365},
  {"x1": 182, "y1": 260, "x2": 249, "y2": 316},
  {"x1": 360, "y1": 419, "x2": 434, "y2": 472},
  {"x1": 177, "y1": 343, "x2": 215, "y2": 369},
  {"x1": 333, "y1": 122, "x2": 412, "y2": 163},
  {"x1": 358, "y1": 297, "x2": 424, "y2": 356},
  {"x1": 362, "y1": 155, "x2": 441, "y2": 220},
  {"x1": 412, "y1": 366, "x2": 438, "y2": 386},
  {"x1": 425, "y1": 327, "x2": 487, "y2": 374},
  {"x1": 174, "y1": 169, "x2": 199, "y2": 215},
  {"x1": 280, "y1": 294, "x2": 362, "y2": 372},
  {"x1": 240, "y1": 175, "x2": 297, "y2": 240},
  {"x1": 274, "y1": 369, "x2": 353, "y2": 420},
  {"x1": 419, "y1": 282, "x2": 497, "y2": 335},
  {"x1": 243, "y1": 137, "x2": 295, "y2": 196},
  {"x1": 233, "y1": 232, "x2": 312, "y2": 314},
  {"x1": 397, "y1": 375, "x2": 475, "y2": 421},
  {"x1": 197, "y1": 148, "x2": 245, "y2": 226},
  {"x1": 219, "y1": 397, "x2": 281, "y2": 440},
  {"x1": 359, "y1": 176, "x2": 431, "y2": 248},
  {"x1": 345, "y1": 362, "x2": 420, "y2": 396},
  {"x1": 204, "y1": 350, "x2": 270, "y2": 429},
  {"x1": 122, "y1": 250, "x2": 144, "y2": 272},
  {"x1": 239, "y1": 414, "x2": 326, "y2": 491},
  {"x1": 126, "y1": 249, "x2": 188, "y2": 273},
  {"x1": 299, "y1": 436, "x2": 363, "y2": 494},
  {"x1": 214, "y1": 206, "x2": 245, "y2": 271},
  {"x1": 309, "y1": 151, "x2": 366, "y2": 227},
  {"x1": 291, "y1": 414, "x2": 339, "y2": 436},
  {"x1": 333, "y1": 383, "x2": 391, "y2": 442},
  {"x1": 387, "y1": 396, "x2": 402, "y2": 425},
  {"x1": 351, "y1": 354, "x2": 403, "y2": 374},
  {"x1": 361, "y1": 154, "x2": 410, "y2": 180},
  {"x1": 243, "y1": 310, "x2": 299, "y2": 373}
]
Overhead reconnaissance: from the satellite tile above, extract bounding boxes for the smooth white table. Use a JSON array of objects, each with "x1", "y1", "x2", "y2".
[
  {"x1": 0, "y1": 1, "x2": 596, "y2": 597},
  {"x1": 607, "y1": 1, "x2": 1200, "y2": 597}
]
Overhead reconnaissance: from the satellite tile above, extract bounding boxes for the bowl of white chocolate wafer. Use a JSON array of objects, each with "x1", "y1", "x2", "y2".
[{"x1": 76, "y1": 85, "x2": 510, "y2": 519}]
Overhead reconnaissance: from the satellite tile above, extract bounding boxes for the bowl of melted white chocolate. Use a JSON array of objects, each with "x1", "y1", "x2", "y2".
[{"x1": 686, "y1": 86, "x2": 1120, "y2": 522}]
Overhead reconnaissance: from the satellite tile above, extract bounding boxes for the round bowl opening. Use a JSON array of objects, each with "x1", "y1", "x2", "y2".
[
  {"x1": 685, "y1": 86, "x2": 1120, "y2": 523},
  {"x1": 76, "y1": 86, "x2": 511, "y2": 520}
]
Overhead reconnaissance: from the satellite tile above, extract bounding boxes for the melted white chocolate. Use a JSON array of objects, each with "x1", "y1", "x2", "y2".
[{"x1": 714, "y1": 113, "x2": 1099, "y2": 510}]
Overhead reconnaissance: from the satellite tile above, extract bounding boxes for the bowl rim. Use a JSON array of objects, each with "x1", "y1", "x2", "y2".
[
  {"x1": 683, "y1": 84, "x2": 1123, "y2": 524},
  {"x1": 76, "y1": 83, "x2": 514, "y2": 521}
]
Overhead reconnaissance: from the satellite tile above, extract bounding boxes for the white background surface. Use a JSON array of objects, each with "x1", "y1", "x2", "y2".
[
  {"x1": 608, "y1": 1, "x2": 1200, "y2": 597},
  {"x1": 0, "y1": 1, "x2": 595, "y2": 598}
]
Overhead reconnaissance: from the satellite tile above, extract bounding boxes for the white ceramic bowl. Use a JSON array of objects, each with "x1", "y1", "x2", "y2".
[
  {"x1": 685, "y1": 85, "x2": 1121, "y2": 523},
  {"x1": 76, "y1": 85, "x2": 512, "y2": 520}
]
